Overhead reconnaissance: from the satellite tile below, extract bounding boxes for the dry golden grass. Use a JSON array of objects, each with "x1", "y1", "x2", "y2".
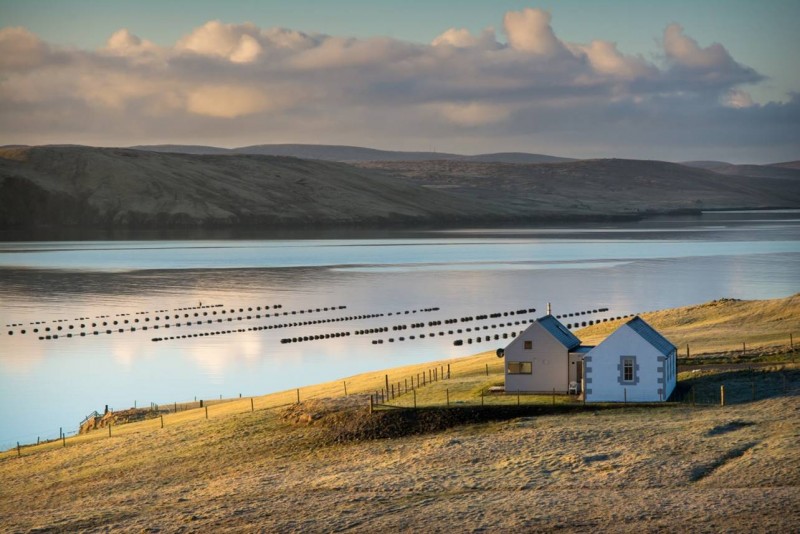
[{"x1": 578, "y1": 293, "x2": 800, "y2": 356}]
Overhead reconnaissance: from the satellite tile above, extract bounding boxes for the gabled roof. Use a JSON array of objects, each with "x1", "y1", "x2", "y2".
[
  {"x1": 625, "y1": 316, "x2": 676, "y2": 356},
  {"x1": 538, "y1": 315, "x2": 581, "y2": 350}
]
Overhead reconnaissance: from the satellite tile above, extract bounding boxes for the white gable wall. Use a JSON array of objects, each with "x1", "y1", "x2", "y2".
[
  {"x1": 504, "y1": 321, "x2": 570, "y2": 393},
  {"x1": 584, "y1": 323, "x2": 676, "y2": 402}
]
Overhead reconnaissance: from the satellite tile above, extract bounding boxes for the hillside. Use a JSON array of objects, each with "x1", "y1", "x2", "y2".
[
  {"x1": 577, "y1": 293, "x2": 800, "y2": 355},
  {"x1": 3, "y1": 146, "x2": 799, "y2": 230},
  {"x1": 355, "y1": 158, "x2": 800, "y2": 214},
  {"x1": 682, "y1": 160, "x2": 800, "y2": 180},
  {"x1": 133, "y1": 143, "x2": 574, "y2": 164},
  {"x1": 0, "y1": 146, "x2": 499, "y2": 229}
]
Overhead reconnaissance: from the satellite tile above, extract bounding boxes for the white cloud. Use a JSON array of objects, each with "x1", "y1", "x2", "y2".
[
  {"x1": 503, "y1": 8, "x2": 568, "y2": 57},
  {"x1": 0, "y1": 10, "x2": 793, "y2": 161}
]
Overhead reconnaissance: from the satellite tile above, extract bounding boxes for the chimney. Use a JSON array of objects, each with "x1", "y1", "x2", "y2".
[{"x1": 547, "y1": 302, "x2": 552, "y2": 315}]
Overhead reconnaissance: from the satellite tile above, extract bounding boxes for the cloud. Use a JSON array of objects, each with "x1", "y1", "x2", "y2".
[
  {"x1": 0, "y1": 26, "x2": 52, "y2": 71},
  {"x1": 0, "y1": 9, "x2": 794, "y2": 162},
  {"x1": 503, "y1": 8, "x2": 568, "y2": 57}
]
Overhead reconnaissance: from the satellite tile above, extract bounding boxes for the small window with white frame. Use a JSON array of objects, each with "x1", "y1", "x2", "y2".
[{"x1": 621, "y1": 356, "x2": 635, "y2": 383}]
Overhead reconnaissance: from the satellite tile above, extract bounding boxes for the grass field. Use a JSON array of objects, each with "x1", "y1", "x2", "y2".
[{"x1": 1, "y1": 295, "x2": 799, "y2": 531}]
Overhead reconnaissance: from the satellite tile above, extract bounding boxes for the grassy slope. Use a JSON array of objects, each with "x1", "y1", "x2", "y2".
[
  {"x1": 1, "y1": 296, "x2": 799, "y2": 531},
  {"x1": 577, "y1": 293, "x2": 800, "y2": 355}
]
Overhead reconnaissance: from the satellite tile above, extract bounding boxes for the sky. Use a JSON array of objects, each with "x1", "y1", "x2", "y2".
[{"x1": 1, "y1": 0, "x2": 798, "y2": 163}]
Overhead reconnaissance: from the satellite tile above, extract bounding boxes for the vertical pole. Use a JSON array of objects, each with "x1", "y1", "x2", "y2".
[
  {"x1": 385, "y1": 375, "x2": 390, "y2": 397},
  {"x1": 517, "y1": 392, "x2": 520, "y2": 406},
  {"x1": 174, "y1": 402, "x2": 177, "y2": 413},
  {"x1": 447, "y1": 364, "x2": 450, "y2": 379},
  {"x1": 624, "y1": 388, "x2": 627, "y2": 404},
  {"x1": 369, "y1": 396, "x2": 373, "y2": 414},
  {"x1": 343, "y1": 381, "x2": 348, "y2": 396},
  {"x1": 205, "y1": 406, "x2": 208, "y2": 419},
  {"x1": 62, "y1": 434, "x2": 65, "y2": 447},
  {"x1": 108, "y1": 424, "x2": 111, "y2": 437},
  {"x1": 486, "y1": 363, "x2": 489, "y2": 376},
  {"x1": 59, "y1": 427, "x2": 62, "y2": 440},
  {"x1": 17, "y1": 442, "x2": 20, "y2": 457},
  {"x1": 405, "y1": 378, "x2": 408, "y2": 393},
  {"x1": 251, "y1": 398, "x2": 254, "y2": 412},
  {"x1": 686, "y1": 344, "x2": 690, "y2": 359},
  {"x1": 391, "y1": 384, "x2": 395, "y2": 400},
  {"x1": 160, "y1": 415, "x2": 164, "y2": 428},
  {"x1": 742, "y1": 342, "x2": 746, "y2": 358},
  {"x1": 720, "y1": 385, "x2": 725, "y2": 406},
  {"x1": 296, "y1": 388, "x2": 300, "y2": 404}
]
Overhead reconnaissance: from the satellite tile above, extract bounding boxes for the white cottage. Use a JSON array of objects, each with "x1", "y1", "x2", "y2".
[
  {"x1": 584, "y1": 317, "x2": 677, "y2": 403},
  {"x1": 502, "y1": 314, "x2": 593, "y2": 394}
]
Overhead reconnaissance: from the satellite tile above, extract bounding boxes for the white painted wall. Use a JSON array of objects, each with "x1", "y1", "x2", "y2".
[
  {"x1": 504, "y1": 321, "x2": 570, "y2": 393},
  {"x1": 584, "y1": 323, "x2": 676, "y2": 402}
]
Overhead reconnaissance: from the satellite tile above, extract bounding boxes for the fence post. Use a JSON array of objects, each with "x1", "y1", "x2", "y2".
[
  {"x1": 447, "y1": 363, "x2": 450, "y2": 379},
  {"x1": 686, "y1": 344, "x2": 690, "y2": 359},
  {"x1": 160, "y1": 415, "x2": 164, "y2": 428},
  {"x1": 108, "y1": 423, "x2": 112, "y2": 437},
  {"x1": 17, "y1": 442, "x2": 20, "y2": 457},
  {"x1": 200, "y1": 399, "x2": 203, "y2": 408},
  {"x1": 385, "y1": 375, "x2": 389, "y2": 397},
  {"x1": 296, "y1": 388, "x2": 300, "y2": 404},
  {"x1": 343, "y1": 381, "x2": 348, "y2": 396},
  {"x1": 174, "y1": 402, "x2": 177, "y2": 413},
  {"x1": 720, "y1": 385, "x2": 725, "y2": 406},
  {"x1": 205, "y1": 406, "x2": 209, "y2": 419},
  {"x1": 251, "y1": 398, "x2": 254, "y2": 412},
  {"x1": 391, "y1": 384, "x2": 395, "y2": 400},
  {"x1": 742, "y1": 342, "x2": 746, "y2": 358},
  {"x1": 405, "y1": 378, "x2": 408, "y2": 393},
  {"x1": 62, "y1": 434, "x2": 65, "y2": 447},
  {"x1": 486, "y1": 363, "x2": 489, "y2": 376},
  {"x1": 369, "y1": 396, "x2": 373, "y2": 414}
]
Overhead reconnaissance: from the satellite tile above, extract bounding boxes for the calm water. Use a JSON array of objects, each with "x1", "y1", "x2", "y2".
[{"x1": 1, "y1": 211, "x2": 799, "y2": 449}]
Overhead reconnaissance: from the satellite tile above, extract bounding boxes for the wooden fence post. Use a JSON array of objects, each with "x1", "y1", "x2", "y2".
[
  {"x1": 742, "y1": 342, "x2": 746, "y2": 358},
  {"x1": 62, "y1": 434, "x2": 65, "y2": 447},
  {"x1": 447, "y1": 363, "x2": 450, "y2": 379},
  {"x1": 391, "y1": 384, "x2": 395, "y2": 400},
  {"x1": 385, "y1": 375, "x2": 389, "y2": 397},
  {"x1": 160, "y1": 415, "x2": 164, "y2": 428},
  {"x1": 686, "y1": 344, "x2": 690, "y2": 359},
  {"x1": 205, "y1": 406, "x2": 209, "y2": 419},
  {"x1": 720, "y1": 385, "x2": 725, "y2": 406},
  {"x1": 296, "y1": 388, "x2": 300, "y2": 404},
  {"x1": 251, "y1": 398, "x2": 254, "y2": 412},
  {"x1": 108, "y1": 423, "x2": 112, "y2": 437},
  {"x1": 17, "y1": 442, "x2": 20, "y2": 457},
  {"x1": 343, "y1": 381, "x2": 348, "y2": 396},
  {"x1": 486, "y1": 363, "x2": 489, "y2": 376},
  {"x1": 405, "y1": 378, "x2": 408, "y2": 393},
  {"x1": 369, "y1": 396, "x2": 373, "y2": 414}
]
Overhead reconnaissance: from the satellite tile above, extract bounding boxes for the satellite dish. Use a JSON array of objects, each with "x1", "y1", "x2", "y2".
[{"x1": 496, "y1": 348, "x2": 505, "y2": 358}]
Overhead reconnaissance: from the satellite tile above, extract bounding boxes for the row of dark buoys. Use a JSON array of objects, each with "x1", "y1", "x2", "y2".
[
  {"x1": 554, "y1": 307, "x2": 609, "y2": 319},
  {"x1": 153, "y1": 328, "x2": 247, "y2": 342},
  {"x1": 566, "y1": 314, "x2": 633, "y2": 329},
  {"x1": 453, "y1": 331, "x2": 518, "y2": 346},
  {"x1": 365, "y1": 319, "x2": 531, "y2": 346},
  {"x1": 386, "y1": 307, "x2": 440, "y2": 316},
  {"x1": 355, "y1": 327, "x2": 389, "y2": 335},
  {"x1": 28, "y1": 304, "x2": 348, "y2": 340},
  {"x1": 280, "y1": 331, "x2": 352, "y2": 344}
]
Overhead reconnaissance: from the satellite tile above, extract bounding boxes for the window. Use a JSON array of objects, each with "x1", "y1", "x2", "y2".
[
  {"x1": 507, "y1": 361, "x2": 532, "y2": 374},
  {"x1": 523, "y1": 340, "x2": 532, "y2": 350},
  {"x1": 623, "y1": 358, "x2": 634, "y2": 382},
  {"x1": 619, "y1": 355, "x2": 637, "y2": 384}
]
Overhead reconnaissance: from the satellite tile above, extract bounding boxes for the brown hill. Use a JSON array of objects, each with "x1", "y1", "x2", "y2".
[
  {"x1": 2, "y1": 147, "x2": 799, "y2": 230},
  {"x1": 355, "y1": 158, "x2": 800, "y2": 214}
]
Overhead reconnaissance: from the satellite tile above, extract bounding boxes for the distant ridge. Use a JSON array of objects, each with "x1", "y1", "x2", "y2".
[
  {"x1": 132, "y1": 143, "x2": 574, "y2": 164},
  {"x1": 681, "y1": 160, "x2": 800, "y2": 180}
]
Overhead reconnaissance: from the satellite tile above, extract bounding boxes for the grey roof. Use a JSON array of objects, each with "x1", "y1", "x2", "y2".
[
  {"x1": 538, "y1": 315, "x2": 581, "y2": 350},
  {"x1": 625, "y1": 317, "x2": 676, "y2": 356}
]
